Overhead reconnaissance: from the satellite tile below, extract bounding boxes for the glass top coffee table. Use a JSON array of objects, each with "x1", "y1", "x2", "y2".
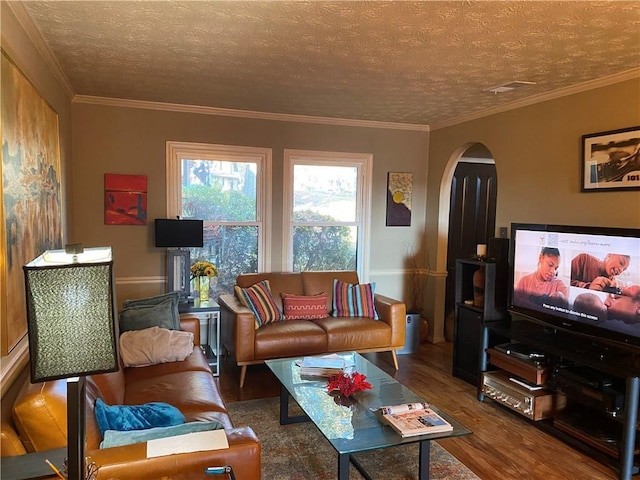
[{"x1": 265, "y1": 352, "x2": 471, "y2": 480}]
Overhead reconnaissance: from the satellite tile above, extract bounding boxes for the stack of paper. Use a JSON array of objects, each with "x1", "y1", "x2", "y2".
[
  {"x1": 146, "y1": 429, "x2": 229, "y2": 458},
  {"x1": 297, "y1": 354, "x2": 356, "y2": 377}
]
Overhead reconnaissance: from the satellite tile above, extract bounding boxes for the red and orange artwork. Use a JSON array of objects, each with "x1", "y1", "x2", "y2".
[{"x1": 104, "y1": 174, "x2": 148, "y2": 225}]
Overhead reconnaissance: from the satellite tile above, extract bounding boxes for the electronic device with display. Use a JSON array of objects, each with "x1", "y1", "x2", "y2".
[{"x1": 509, "y1": 223, "x2": 640, "y2": 351}]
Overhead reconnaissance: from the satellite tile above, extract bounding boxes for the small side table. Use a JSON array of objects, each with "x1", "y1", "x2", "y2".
[{"x1": 179, "y1": 298, "x2": 220, "y2": 376}]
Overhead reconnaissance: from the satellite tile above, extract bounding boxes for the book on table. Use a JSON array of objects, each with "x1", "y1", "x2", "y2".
[
  {"x1": 296, "y1": 353, "x2": 356, "y2": 377},
  {"x1": 377, "y1": 402, "x2": 453, "y2": 437}
]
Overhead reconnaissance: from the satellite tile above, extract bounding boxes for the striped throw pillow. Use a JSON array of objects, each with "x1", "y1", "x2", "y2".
[
  {"x1": 239, "y1": 280, "x2": 284, "y2": 328},
  {"x1": 281, "y1": 293, "x2": 328, "y2": 320},
  {"x1": 331, "y1": 279, "x2": 379, "y2": 319}
]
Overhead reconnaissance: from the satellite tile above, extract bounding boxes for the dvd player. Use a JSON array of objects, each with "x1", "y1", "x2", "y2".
[{"x1": 494, "y1": 343, "x2": 547, "y2": 365}]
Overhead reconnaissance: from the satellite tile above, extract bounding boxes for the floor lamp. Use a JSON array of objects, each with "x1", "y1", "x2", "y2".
[{"x1": 23, "y1": 246, "x2": 119, "y2": 480}]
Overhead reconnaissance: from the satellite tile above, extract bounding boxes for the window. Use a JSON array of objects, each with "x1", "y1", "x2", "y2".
[
  {"x1": 283, "y1": 150, "x2": 372, "y2": 278},
  {"x1": 167, "y1": 142, "x2": 272, "y2": 296}
]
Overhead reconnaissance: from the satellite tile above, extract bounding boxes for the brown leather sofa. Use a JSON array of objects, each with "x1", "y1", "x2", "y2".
[
  {"x1": 219, "y1": 271, "x2": 406, "y2": 388},
  {"x1": 1, "y1": 317, "x2": 261, "y2": 480}
]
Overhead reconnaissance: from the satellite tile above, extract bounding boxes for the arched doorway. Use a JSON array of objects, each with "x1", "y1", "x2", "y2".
[{"x1": 443, "y1": 143, "x2": 497, "y2": 338}]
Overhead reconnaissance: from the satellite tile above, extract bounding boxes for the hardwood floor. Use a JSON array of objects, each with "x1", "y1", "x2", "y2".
[{"x1": 217, "y1": 342, "x2": 619, "y2": 480}]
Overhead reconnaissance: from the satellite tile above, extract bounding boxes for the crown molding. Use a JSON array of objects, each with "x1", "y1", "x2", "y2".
[
  {"x1": 431, "y1": 67, "x2": 640, "y2": 131},
  {"x1": 74, "y1": 64, "x2": 640, "y2": 133},
  {"x1": 72, "y1": 95, "x2": 431, "y2": 132},
  {"x1": 6, "y1": 1, "x2": 75, "y2": 100}
]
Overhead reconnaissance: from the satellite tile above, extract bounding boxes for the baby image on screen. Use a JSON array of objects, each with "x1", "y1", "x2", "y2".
[
  {"x1": 571, "y1": 291, "x2": 607, "y2": 322},
  {"x1": 604, "y1": 286, "x2": 640, "y2": 325}
]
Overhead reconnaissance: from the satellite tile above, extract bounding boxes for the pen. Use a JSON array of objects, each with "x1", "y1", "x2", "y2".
[
  {"x1": 205, "y1": 466, "x2": 236, "y2": 479},
  {"x1": 45, "y1": 459, "x2": 66, "y2": 480},
  {"x1": 205, "y1": 467, "x2": 226, "y2": 474}
]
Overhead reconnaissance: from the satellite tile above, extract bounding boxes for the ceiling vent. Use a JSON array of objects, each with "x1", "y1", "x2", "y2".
[{"x1": 485, "y1": 81, "x2": 537, "y2": 94}]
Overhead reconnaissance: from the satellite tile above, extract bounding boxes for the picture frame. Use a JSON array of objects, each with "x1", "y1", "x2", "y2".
[
  {"x1": 581, "y1": 126, "x2": 640, "y2": 192},
  {"x1": 104, "y1": 173, "x2": 148, "y2": 225},
  {"x1": 386, "y1": 172, "x2": 413, "y2": 226}
]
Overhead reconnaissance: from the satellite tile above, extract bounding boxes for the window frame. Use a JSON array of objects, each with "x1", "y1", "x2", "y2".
[
  {"x1": 282, "y1": 149, "x2": 373, "y2": 278},
  {"x1": 166, "y1": 141, "x2": 273, "y2": 272}
]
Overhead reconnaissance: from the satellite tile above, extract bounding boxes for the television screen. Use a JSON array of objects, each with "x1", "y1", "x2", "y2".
[
  {"x1": 154, "y1": 219, "x2": 204, "y2": 247},
  {"x1": 510, "y1": 223, "x2": 640, "y2": 348}
]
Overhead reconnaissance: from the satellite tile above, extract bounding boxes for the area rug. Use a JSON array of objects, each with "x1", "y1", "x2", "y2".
[{"x1": 227, "y1": 397, "x2": 479, "y2": 480}]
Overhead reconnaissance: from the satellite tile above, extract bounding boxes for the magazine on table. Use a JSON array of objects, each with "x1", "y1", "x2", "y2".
[
  {"x1": 377, "y1": 402, "x2": 453, "y2": 437},
  {"x1": 296, "y1": 353, "x2": 356, "y2": 377}
]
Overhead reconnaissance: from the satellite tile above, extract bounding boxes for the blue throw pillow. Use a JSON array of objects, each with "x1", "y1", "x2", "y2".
[
  {"x1": 119, "y1": 292, "x2": 181, "y2": 332},
  {"x1": 100, "y1": 421, "x2": 223, "y2": 448},
  {"x1": 94, "y1": 398, "x2": 186, "y2": 437}
]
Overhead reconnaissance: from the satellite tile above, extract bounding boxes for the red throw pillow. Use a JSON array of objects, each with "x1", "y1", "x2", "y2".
[{"x1": 281, "y1": 293, "x2": 328, "y2": 320}]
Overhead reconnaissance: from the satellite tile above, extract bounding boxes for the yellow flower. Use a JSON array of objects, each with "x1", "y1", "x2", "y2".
[{"x1": 190, "y1": 261, "x2": 218, "y2": 278}]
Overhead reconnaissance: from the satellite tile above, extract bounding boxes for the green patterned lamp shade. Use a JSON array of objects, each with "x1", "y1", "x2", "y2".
[{"x1": 23, "y1": 247, "x2": 119, "y2": 382}]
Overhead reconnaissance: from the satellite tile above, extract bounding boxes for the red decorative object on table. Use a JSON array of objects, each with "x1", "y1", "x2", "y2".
[{"x1": 327, "y1": 371, "x2": 372, "y2": 397}]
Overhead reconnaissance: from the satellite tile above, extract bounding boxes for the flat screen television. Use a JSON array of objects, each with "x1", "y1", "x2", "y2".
[
  {"x1": 509, "y1": 223, "x2": 640, "y2": 350},
  {"x1": 154, "y1": 218, "x2": 204, "y2": 248}
]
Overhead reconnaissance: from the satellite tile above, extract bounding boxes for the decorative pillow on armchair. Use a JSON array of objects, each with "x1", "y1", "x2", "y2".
[
  {"x1": 94, "y1": 398, "x2": 186, "y2": 437},
  {"x1": 119, "y1": 292, "x2": 181, "y2": 333},
  {"x1": 281, "y1": 292, "x2": 328, "y2": 320},
  {"x1": 332, "y1": 279, "x2": 379, "y2": 319},
  {"x1": 238, "y1": 280, "x2": 284, "y2": 328}
]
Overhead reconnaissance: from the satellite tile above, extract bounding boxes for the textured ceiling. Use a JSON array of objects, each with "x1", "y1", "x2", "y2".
[{"x1": 15, "y1": 1, "x2": 640, "y2": 127}]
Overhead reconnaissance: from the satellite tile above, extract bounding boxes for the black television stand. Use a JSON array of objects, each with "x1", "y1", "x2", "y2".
[{"x1": 481, "y1": 317, "x2": 640, "y2": 480}]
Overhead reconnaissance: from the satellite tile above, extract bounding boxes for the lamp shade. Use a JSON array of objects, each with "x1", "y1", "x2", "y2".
[{"x1": 23, "y1": 247, "x2": 119, "y2": 382}]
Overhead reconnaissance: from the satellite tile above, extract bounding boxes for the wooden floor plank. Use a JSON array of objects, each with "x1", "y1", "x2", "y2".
[{"x1": 217, "y1": 342, "x2": 619, "y2": 479}]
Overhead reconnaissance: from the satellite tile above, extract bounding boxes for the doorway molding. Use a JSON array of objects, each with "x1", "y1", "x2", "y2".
[{"x1": 430, "y1": 142, "x2": 495, "y2": 342}]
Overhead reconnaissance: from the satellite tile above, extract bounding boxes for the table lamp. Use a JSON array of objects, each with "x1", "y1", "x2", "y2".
[
  {"x1": 23, "y1": 245, "x2": 119, "y2": 480},
  {"x1": 154, "y1": 218, "x2": 204, "y2": 302}
]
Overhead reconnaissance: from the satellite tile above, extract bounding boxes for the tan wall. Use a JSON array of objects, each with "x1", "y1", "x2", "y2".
[
  {"x1": 70, "y1": 103, "x2": 430, "y2": 305},
  {"x1": 425, "y1": 78, "x2": 640, "y2": 342}
]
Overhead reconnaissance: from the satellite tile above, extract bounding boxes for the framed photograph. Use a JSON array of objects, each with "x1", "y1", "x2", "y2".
[{"x1": 581, "y1": 126, "x2": 640, "y2": 192}]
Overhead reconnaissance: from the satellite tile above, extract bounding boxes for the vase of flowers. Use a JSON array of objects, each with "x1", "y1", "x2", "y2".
[{"x1": 190, "y1": 260, "x2": 218, "y2": 302}]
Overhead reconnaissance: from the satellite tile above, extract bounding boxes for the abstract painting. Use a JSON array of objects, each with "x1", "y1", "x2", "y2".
[
  {"x1": 386, "y1": 172, "x2": 412, "y2": 227},
  {"x1": 1, "y1": 51, "x2": 62, "y2": 355},
  {"x1": 104, "y1": 173, "x2": 148, "y2": 225}
]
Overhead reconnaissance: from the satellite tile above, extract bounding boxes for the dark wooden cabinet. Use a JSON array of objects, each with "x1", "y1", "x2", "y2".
[
  {"x1": 484, "y1": 319, "x2": 640, "y2": 480},
  {"x1": 452, "y1": 259, "x2": 508, "y2": 387}
]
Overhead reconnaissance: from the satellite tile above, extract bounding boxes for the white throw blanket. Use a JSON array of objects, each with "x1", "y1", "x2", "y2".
[{"x1": 120, "y1": 327, "x2": 194, "y2": 367}]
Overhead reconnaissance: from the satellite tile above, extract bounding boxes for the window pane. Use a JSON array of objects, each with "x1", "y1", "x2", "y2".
[
  {"x1": 190, "y1": 225, "x2": 258, "y2": 297},
  {"x1": 293, "y1": 225, "x2": 357, "y2": 272},
  {"x1": 293, "y1": 165, "x2": 357, "y2": 222},
  {"x1": 181, "y1": 159, "x2": 257, "y2": 221},
  {"x1": 180, "y1": 158, "x2": 259, "y2": 297}
]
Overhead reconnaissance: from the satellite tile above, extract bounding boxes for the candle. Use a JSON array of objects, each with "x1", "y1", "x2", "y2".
[{"x1": 476, "y1": 244, "x2": 487, "y2": 257}]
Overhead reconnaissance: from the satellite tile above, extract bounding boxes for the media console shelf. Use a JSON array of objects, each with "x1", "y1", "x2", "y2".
[
  {"x1": 482, "y1": 317, "x2": 640, "y2": 480},
  {"x1": 452, "y1": 259, "x2": 509, "y2": 387}
]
